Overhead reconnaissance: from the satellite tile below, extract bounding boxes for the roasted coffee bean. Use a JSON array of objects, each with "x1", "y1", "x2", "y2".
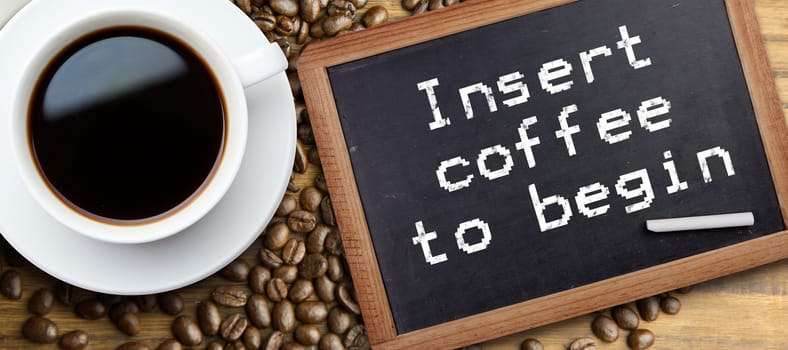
[
  {"x1": 28, "y1": 288, "x2": 54, "y2": 315},
  {"x1": 627, "y1": 329, "x2": 655, "y2": 350},
  {"x1": 298, "y1": 123, "x2": 315, "y2": 145},
  {"x1": 307, "y1": 225, "x2": 331, "y2": 253},
  {"x1": 242, "y1": 326, "x2": 262, "y2": 350},
  {"x1": 289, "y1": 279, "x2": 314, "y2": 303},
  {"x1": 520, "y1": 338, "x2": 544, "y2": 350},
  {"x1": 288, "y1": 176, "x2": 301, "y2": 192},
  {"x1": 336, "y1": 284, "x2": 361, "y2": 315},
  {"x1": 349, "y1": 0, "x2": 367, "y2": 7},
  {"x1": 348, "y1": 22, "x2": 365, "y2": 33},
  {"x1": 612, "y1": 305, "x2": 639, "y2": 330},
  {"x1": 248, "y1": 265, "x2": 272, "y2": 294},
  {"x1": 221, "y1": 259, "x2": 252, "y2": 282},
  {"x1": 262, "y1": 331, "x2": 284, "y2": 350},
  {"x1": 308, "y1": 147, "x2": 321, "y2": 165},
  {"x1": 172, "y1": 315, "x2": 203, "y2": 346},
  {"x1": 97, "y1": 293, "x2": 123, "y2": 305},
  {"x1": 636, "y1": 296, "x2": 660, "y2": 321},
  {"x1": 296, "y1": 324, "x2": 322, "y2": 346},
  {"x1": 259, "y1": 248, "x2": 284, "y2": 269},
  {"x1": 267, "y1": 277, "x2": 289, "y2": 302},
  {"x1": 220, "y1": 313, "x2": 248, "y2": 341},
  {"x1": 59, "y1": 330, "x2": 89, "y2": 350},
  {"x1": 117, "y1": 312, "x2": 141, "y2": 336},
  {"x1": 156, "y1": 292, "x2": 184, "y2": 316},
  {"x1": 568, "y1": 337, "x2": 596, "y2": 350},
  {"x1": 277, "y1": 194, "x2": 298, "y2": 217},
  {"x1": 315, "y1": 174, "x2": 329, "y2": 193},
  {"x1": 310, "y1": 17, "x2": 327, "y2": 38},
  {"x1": 676, "y1": 285, "x2": 694, "y2": 294},
  {"x1": 282, "y1": 239, "x2": 306, "y2": 265},
  {"x1": 591, "y1": 315, "x2": 619, "y2": 342},
  {"x1": 236, "y1": 0, "x2": 253, "y2": 13},
  {"x1": 75, "y1": 299, "x2": 107, "y2": 320},
  {"x1": 275, "y1": 15, "x2": 297, "y2": 36},
  {"x1": 283, "y1": 342, "x2": 309, "y2": 350},
  {"x1": 326, "y1": 255, "x2": 344, "y2": 282},
  {"x1": 56, "y1": 282, "x2": 86, "y2": 306},
  {"x1": 325, "y1": 229, "x2": 344, "y2": 255},
  {"x1": 156, "y1": 339, "x2": 183, "y2": 350},
  {"x1": 428, "y1": 0, "x2": 444, "y2": 10},
  {"x1": 300, "y1": 253, "x2": 328, "y2": 279},
  {"x1": 212, "y1": 285, "x2": 249, "y2": 307},
  {"x1": 323, "y1": 14, "x2": 353, "y2": 36},
  {"x1": 660, "y1": 296, "x2": 681, "y2": 314},
  {"x1": 109, "y1": 300, "x2": 140, "y2": 323},
  {"x1": 288, "y1": 70, "x2": 302, "y2": 96},
  {"x1": 294, "y1": 140, "x2": 308, "y2": 173},
  {"x1": 296, "y1": 19, "x2": 310, "y2": 44},
  {"x1": 343, "y1": 324, "x2": 369, "y2": 349},
  {"x1": 117, "y1": 342, "x2": 151, "y2": 350},
  {"x1": 265, "y1": 222, "x2": 291, "y2": 251},
  {"x1": 289, "y1": 210, "x2": 317, "y2": 233},
  {"x1": 205, "y1": 341, "x2": 224, "y2": 350},
  {"x1": 1, "y1": 269, "x2": 21, "y2": 299},
  {"x1": 270, "y1": 0, "x2": 299, "y2": 16},
  {"x1": 252, "y1": 10, "x2": 277, "y2": 32},
  {"x1": 132, "y1": 294, "x2": 157, "y2": 312},
  {"x1": 315, "y1": 275, "x2": 337, "y2": 302},
  {"x1": 275, "y1": 265, "x2": 299, "y2": 283},
  {"x1": 327, "y1": 0, "x2": 356, "y2": 18},
  {"x1": 412, "y1": 0, "x2": 429, "y2": 14},
  {"x1": 328, "y1": 307, "x2": 355, "y2": 334},
  {"x1": 401, "y1": 0, "x2": 422, "y2": 10},
  {"x1": 321, "y1": 197, "x2": 336, "y2": 226},
  {"x1": 22, "y1": 316, "x2": 58, "y2": 343},
  {"x1": 300, "y1": 187, "x2": 323, "y2": 212},
  {"x1": 274, "y1": 38, "x2": 291, "y2": 57},
  {"x1": 296, "y1": 301, "x2": 329, "y2": 323},
  {"x1": 226, "y1": 340, "x2": 246, "y2": 350},
  {"x1": 362, "y1": 6, "x2": 387, "y2": 27},
  {"x1": 300, "y1": 0, "x2": 321, "y2": 22},
  {"x1": 197, "y1": 301, "x2": 222, "y2": 336},
  {"x1": 272, "y1": 300, "x2": 296, "y2": 333},
  {"x1": 319, "y1": 333, "x2": 345, "y2": 350},
  {"x1": 246, "y1": 294, "x2": 272, "y2": 328}
]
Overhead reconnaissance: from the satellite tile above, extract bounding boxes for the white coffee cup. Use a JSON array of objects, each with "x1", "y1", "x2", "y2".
[{"x1": 9, "y1": 7, "x2": 287, "y2": 244}]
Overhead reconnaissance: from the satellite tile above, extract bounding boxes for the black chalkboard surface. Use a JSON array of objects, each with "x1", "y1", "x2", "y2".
[{"x1": 300, "y1": 0, "x2": 788, "y2": 348}]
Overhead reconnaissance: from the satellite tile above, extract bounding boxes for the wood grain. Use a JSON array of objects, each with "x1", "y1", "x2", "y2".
[{"x1": 0, "y1": 0, "x2": 785, "y2": 349}]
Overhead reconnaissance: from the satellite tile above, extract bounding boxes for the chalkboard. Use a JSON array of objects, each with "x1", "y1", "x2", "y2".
[{"x1": 299, "y1": 0, "x2": 788, "y2": 348}]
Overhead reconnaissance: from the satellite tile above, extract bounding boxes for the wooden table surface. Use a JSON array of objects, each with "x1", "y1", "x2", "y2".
[{"x1": 1, "y1": 0, "x2": 786, "y2": 349}]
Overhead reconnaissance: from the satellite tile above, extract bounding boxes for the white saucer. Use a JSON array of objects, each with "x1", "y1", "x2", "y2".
[{"x1": 0, "y1": 0, "x2": 295, "y2": 294}]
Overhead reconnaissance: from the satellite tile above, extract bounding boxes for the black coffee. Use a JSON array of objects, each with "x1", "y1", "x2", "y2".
[{"x1": 29, "y1": 27, "x2": 225, "y2": 222}]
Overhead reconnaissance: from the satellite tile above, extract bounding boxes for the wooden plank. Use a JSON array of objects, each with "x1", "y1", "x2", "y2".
[
  {"x1": 483, "y1": 259, "x2": 788, "y2": 350},
  {"x1": 298, "y1": 65, "x2": 398, "y2": 344},
  {"x1": 755, "y1": 0, "x2": 788, "y2": 40}
]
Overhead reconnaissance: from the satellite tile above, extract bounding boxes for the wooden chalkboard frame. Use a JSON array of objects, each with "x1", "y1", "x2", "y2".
[{"x1": 298, "y1": 0, "x2": 788, "y2": 348}]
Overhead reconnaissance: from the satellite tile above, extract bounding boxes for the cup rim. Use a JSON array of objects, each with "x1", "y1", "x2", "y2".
[{"x1": 10, "y1": 9, "x2": 249, "y2": 244}]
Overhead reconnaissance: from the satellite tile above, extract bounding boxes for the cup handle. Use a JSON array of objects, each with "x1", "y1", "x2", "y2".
[{"x1": 231, "y1": 39, "x2": 287, "y2": 88}]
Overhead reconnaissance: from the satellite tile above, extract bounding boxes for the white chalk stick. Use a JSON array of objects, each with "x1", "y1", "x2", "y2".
[{"x1": 646, "y1": 212, "x2": 754, "y2": 232}]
